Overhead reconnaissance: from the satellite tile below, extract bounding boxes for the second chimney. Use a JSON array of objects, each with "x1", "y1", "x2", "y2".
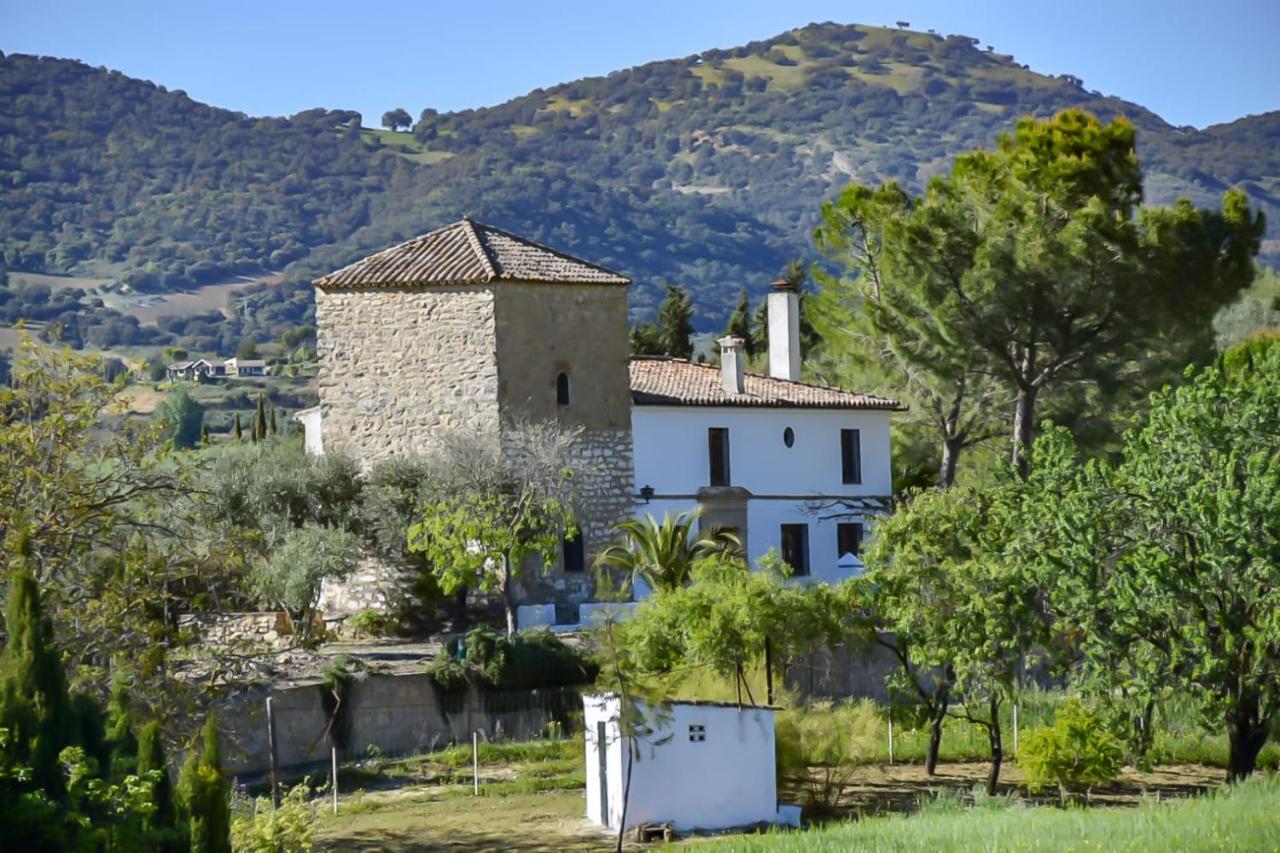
[
  {"x1": 767, "y1": 277, "x2": 801, "y2": 381},
  {"x1": 718, "y1": 335, "x2": 746, "y2": 395}
]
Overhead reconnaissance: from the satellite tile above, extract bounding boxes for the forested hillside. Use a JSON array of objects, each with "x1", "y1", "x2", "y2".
[{"x1": 2, "y1": 22, "x2": 1278, "y2": 329}]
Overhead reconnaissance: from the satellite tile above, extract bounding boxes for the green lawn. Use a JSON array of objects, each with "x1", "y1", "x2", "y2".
[{"x1": 712, "y1": 773, "x2": 1280, "y2": 852}]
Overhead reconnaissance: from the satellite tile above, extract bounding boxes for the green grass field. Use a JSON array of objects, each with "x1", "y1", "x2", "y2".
[{"x1": 712, "y1": 773, "x2": 1280, "y2": 852}]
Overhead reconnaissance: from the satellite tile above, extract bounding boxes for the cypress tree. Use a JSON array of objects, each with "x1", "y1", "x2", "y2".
[
  {"x1": 104, "y1": 668, "x2": 138, "y2": 781},
  {"x1": 200, "y1": 423, "x2": 210, "y2": 446},
  {"x1": 137, "y1": 720, "x2": 177, "y2": 839},
  {"x1": 255, "y1": 394, "x2": 267, "y2": 441},
  {"x1": 176, "y1": 715, "x2": 230, "y2": 853},
  {"x1": 0, "y1": 529, "x2": 73, "y2": 799},
  {"x1": 269, "y1": 402, "x2": 277, "y2": 435},
  {"x1": 233, "y1": 413, "x2": 242, "y2": 441}
]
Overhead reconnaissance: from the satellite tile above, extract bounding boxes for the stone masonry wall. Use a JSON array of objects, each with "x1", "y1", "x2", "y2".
[
  {"x1": 315, "y1": 285, "x2": 500, "y2": 462},
  {"x1": 512, "y1": 427, "x2": 636, "y2": 611}
]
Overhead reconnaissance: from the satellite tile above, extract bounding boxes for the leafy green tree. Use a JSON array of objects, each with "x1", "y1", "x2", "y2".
[
  {"x1": 235, "y1": 340, "x2": 259, "y2": 360},
  {"x1": 1015, "y1": 339, "x2": 1280, "y2": 781},
  {"x1": 594, "y1": 510, "x2": 740, "y2": 594},
  {"x1": 1213, "y1": 266, "x2": 1280, "y2": 350},
  {"x1": 176, "y1": 715, "x2": 231, "y2": 853},
  {"x1": 816, "y1": 110, "x2": 1263, "y2": 480},
  {"x1": 656, "y1": 284, "x2": 694, "y2": 359},
  {"x1": 407, "y1": 422, "x2": 581, "y2": 637},
  {"x1": 863, "y1": 483, "x2": 1042, "y2": 792},
  {"x1": 381, "y1": 107, "x2": 412, "y2": 132},
  {"x1": 620, "y1": 552, "x2": 850, "y2": 705},
  {"x1": 157, "y1": 385, "x2": 204, "y2": 450},
  {"x1": 724, "y1": 290, "x2": 755, "y2": 356}
]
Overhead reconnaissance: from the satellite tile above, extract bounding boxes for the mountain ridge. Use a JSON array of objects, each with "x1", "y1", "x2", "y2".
[{"x1": 2, "y1": 22, "x2": 1277, "y2": 331}]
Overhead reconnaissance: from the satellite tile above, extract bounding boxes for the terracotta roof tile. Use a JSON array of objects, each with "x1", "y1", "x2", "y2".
[
  {"x1": 314, "y1": 219, "x2": 629, "y2": 288},
  {"x1": 630, "y1": 357, "x2": 903, "y2": 410}
]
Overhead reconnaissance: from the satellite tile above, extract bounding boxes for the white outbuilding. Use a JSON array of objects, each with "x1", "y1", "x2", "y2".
[{"x1": 584, "y1": 693, "x2": 785, "y2": 833}]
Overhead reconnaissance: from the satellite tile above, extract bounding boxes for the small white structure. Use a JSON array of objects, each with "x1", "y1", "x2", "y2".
[
  {"x1": 584, "y1": 693, "x2": 779, "y2": 833},
  {"x1": 293, "y1": 406, "x2": 324, "y2": 456}
]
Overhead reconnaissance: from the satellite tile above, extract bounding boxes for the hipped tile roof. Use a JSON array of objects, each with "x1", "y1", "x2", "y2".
[
  {"x1": 630, "y1": 357, "x2": 903, "y2": 410},
  {"x1": 313, "y1": 218, "x2": 629, "y2": 288}
]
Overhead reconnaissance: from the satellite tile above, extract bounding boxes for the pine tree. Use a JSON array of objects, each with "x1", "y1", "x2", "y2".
[
  {"x1": 656, "y1": 284, "x2": 695, "y2": 359},
  {"x1": 255, "y1": 393, "x2": 267, "y2": 441},
  {"x1": 137, "y1": 720, "x2": 177, "y2": 839},
  {"x1": 233, "y1": 413, "x2": 242, "y2": 441},
  {"x1": 724, "y1": 289, "x2": 754, "y2": 356},
  {"x1": 176, "y1": 715, "x2": 231, "y2": 853},
  {"x1": 0, "y1": 529, "x2": 73, "y2": 799}
]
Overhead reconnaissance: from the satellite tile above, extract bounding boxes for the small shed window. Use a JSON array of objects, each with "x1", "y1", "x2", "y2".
[
  {"x1": 783, "y1": 427, "x2": 795, "y2": 448},
  {"x1": 556, "y1": 372, "x2": 571, "y2": 406},
  {"x1": 689, "y1": 724, "x2": 706, "y2": 743}
]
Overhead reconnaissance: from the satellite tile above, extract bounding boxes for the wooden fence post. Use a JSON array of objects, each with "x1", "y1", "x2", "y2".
[{"x1": 266, "y1": 696, "x2": 280, "y2": 807}]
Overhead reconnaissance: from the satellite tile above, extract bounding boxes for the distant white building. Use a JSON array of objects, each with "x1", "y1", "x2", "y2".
[
  {"x1": 629, "y1": 280, "x2": 900, "y2": 586},
  {"x1": 584, "y1": 693, "x2": 785, "y2": 833}
]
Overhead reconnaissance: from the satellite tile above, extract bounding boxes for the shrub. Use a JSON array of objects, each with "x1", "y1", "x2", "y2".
[
  {"x1": 346, "y1": 609, "x2": 397, "y2": 639},
  {"x1": 776, "y1": 700, "x2": 882, "y2": 814},
  {"x1": 429, "y1": 626, "x2": 597, "y2": 691},
  {"x1": 230, "y1": 781, "x2": 321, "y2": 852},
  {"x1": 1019, "y1": 699, "x2": 1125, "y2": 797}
]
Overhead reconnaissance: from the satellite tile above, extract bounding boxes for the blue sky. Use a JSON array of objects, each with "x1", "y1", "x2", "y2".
[{"x1": 3, "y1": 0, "x2": 1277, "y2": 129}]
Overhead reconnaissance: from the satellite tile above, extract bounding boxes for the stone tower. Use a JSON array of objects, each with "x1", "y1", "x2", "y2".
[{"x1": 312, "y1": 218, "x2": 635, "y2": 609}]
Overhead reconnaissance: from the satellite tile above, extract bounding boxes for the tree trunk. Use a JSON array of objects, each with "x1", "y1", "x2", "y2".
[
  {"x1": 501, "y1": 555, "x2": 517, "y2": 638},
  {"x1": 985, "y1": 695, "x2": 1003, "y2": 796},
  {"x1": 925, "y1": 683, "x2": 951, "y2": 776},
  {"x1": 939, "y1": 436, "x2": 961, "y2": 489},
  {"x1": 1226, "y1": 701, "x2": 1271, "y2": 782},
  {"x1": 1011, "y1": 385, "x2": 1038, "y2": 480}
]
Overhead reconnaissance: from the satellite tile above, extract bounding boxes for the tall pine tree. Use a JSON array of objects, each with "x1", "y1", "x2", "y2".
[
  {"x1": 233, "y1": 412, "x2": 243, "y2": 441},
  {"x1": 255, "y1": 393, "x2": 267, "y2": 442},
  {"x1": 724, "y1": 289, "x2": 754, "y2": 356},
  {"x1": 137, "y1": 720, "x2": 178, "y2": 845},
  {"x1": 656, "y1": 284, "x2": 694, "y2": 360}
]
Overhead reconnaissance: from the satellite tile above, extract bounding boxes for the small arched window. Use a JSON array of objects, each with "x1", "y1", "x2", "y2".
[{"x1": 556, "y1": 372, "x2": 571, "y2": 406}]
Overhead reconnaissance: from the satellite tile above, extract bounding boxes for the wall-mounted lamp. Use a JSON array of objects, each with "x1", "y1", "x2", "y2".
[{"x1": 639, "y1": 485, "x2": 655, "y2": 504}]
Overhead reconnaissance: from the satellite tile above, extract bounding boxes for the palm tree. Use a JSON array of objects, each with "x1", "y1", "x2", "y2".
[{"x1": 595, "y1": 510, "x2": 741, "y2": 595}]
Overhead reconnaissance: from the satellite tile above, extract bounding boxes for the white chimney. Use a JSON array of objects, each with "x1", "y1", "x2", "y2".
[
  {"x1": 718, "y1": 335, "x2": 746, "y2": 395},
  {"x1": 767, "y1": 278, "x2": 801, "y2": 381}
]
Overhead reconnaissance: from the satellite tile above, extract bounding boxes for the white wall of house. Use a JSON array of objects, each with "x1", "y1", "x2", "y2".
[
  {"x1": 584, "y1": 694, "x2": 778, "y2": 832},
  {"x1": 631, "y1": 405, "x2": 891, "y2": 580},
  {"x1": 296, "y1": 407, "x2": 324, "y2": 456}
]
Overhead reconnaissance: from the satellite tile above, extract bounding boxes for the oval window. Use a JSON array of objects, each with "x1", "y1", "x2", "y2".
[{"x1": 783, "y1": 427, "x2": 795, "y2": 448}]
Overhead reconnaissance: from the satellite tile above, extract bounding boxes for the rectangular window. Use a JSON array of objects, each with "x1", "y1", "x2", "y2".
[
  {"x1": 837, "y1": 522, "x2": 863, "y2": 559},
  {"x1": 780, "y1": 523, "x2": 809, "y2": 577},
  {"x1": 841, "y1": 429, "x2": 862, "y2": 485},
  {"x1": 688, "y1": 724, "x2": 706, "y2": 743},
  {"x1": 562, "y1": 532, "x2": 585, "y2": 573},
  {"x1": 708, "y1": 427, "x2": 730, "y2": 486}
]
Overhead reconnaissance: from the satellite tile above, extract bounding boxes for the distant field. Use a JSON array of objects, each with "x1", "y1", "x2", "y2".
[
  {"x1": 7, "y1": 271, "x2": 281, "y2": 324},
  {"x1": 9, "y1": 271, "x2": 114, "y2": 292}
]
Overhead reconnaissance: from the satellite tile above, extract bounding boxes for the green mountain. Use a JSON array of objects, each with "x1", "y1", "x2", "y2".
[{"x1": 2, "y1": 22, "x2": 1278, "y2": 330}]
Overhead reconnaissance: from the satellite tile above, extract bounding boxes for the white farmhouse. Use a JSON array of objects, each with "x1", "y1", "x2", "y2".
[
  {"x1": 302, "y1": 220, "x2": 901, "y2": 621},
  {"x1": 629, "y1": 280, "x2": 901, "y2": 586},
  {"x1": 584, "y1": 693, "x2": 784, "y2": 833}
]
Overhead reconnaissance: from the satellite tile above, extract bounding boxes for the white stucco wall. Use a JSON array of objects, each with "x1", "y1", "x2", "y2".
[
  {"x1": 296, "y1": 407, "x2": 324, "y2": 456},
  {"x1": 631, "y1": 406, "x2": 891, "y2": 580},
  {"x1": 584, "y1": 694, "x2": 778, "y2": 832}
]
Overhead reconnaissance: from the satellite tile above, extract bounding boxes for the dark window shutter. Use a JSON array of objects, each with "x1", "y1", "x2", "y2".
[{"x1": 708, "y1": 428, "x2": 730, "y2": 486}]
